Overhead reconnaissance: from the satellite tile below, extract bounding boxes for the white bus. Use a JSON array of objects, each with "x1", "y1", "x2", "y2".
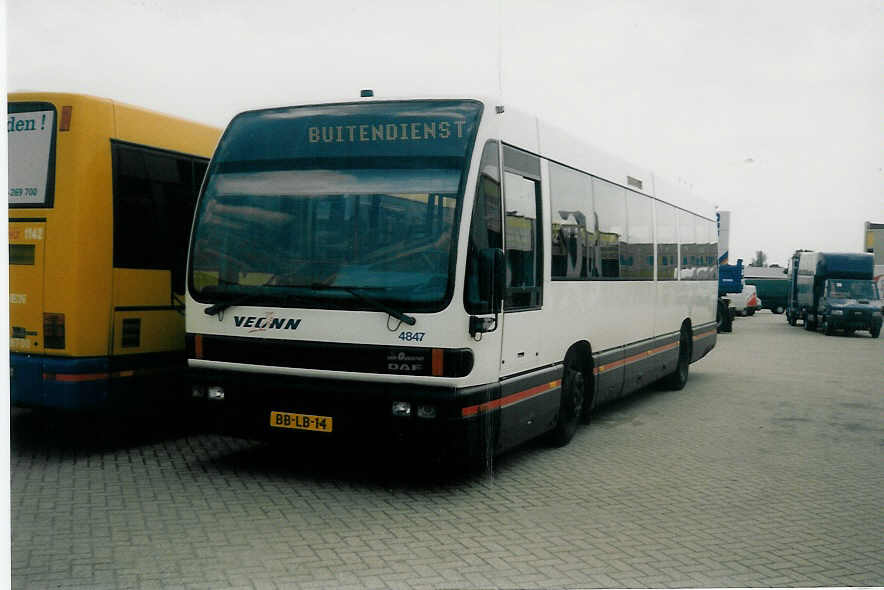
[{"x1": 186, "y1": 96, "x2": 718, "y2": 466}]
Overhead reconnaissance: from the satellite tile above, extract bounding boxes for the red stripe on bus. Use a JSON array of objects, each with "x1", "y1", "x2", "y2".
[
  {"x1": 593, "y1": 340, "x2": 679, "y2": 375},
  {"x1": 462, "y1": 379, "x2": 561, "y2": 417},
  {"x1": 42, "y1": 367, "x2": 170, "y2": 383},
  {"x1": 43, "y1": 372, "x2": 110, "y2": 383}
]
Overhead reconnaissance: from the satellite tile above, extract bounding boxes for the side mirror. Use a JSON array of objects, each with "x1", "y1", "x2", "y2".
[
  {"x1": 479, "y1": 247, "x2": 505, "y2": 314},
  {"x1": 470, "y1": 248, "x2": 505, "y2": 337}
]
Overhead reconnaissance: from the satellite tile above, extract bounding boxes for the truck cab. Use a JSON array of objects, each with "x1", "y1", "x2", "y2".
[{"x1": 817, "y1": 279, "x2": 882, "y2": 337}]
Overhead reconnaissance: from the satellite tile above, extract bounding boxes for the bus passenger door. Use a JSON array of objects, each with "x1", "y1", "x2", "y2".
[
  {"x1": 500, "y1": 167, "x2": 544, "y2": 374},
  {"x1": 497, "y1": 147, "x2": 553, "y2": 450}
]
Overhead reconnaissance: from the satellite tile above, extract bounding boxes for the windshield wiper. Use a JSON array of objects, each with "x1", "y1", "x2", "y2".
[
  {"x1": 204, "y1": 294, "x2": 262, "y2": 316},
  {"x1": 203, "y1": 288, "x2": 314, "y2": 316},
  {"x1": 308, "y1": 283, "x2": 416, "y2": 326}
]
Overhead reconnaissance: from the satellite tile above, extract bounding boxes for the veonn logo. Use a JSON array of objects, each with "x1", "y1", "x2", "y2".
[{"x1": 233, "y1": 314, "x2": 301, "y2": 332}]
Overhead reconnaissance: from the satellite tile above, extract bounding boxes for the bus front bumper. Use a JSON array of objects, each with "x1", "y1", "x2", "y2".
[{"x1": 191, "y1": 370, "x2": 497, "y2": 463}]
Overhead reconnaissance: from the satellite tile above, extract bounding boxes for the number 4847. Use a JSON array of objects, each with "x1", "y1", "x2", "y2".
[{"x1": 398, "y1": 331, "x2": 426, "y2": 342}]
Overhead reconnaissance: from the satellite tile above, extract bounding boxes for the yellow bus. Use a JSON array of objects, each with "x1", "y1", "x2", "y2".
[{"x1": 8, "y1": 92, "x2": 220, "y2": 411}]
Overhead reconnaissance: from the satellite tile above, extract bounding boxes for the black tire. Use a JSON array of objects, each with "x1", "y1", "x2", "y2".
[
  {"x1": 717, "y1": 301, "x2": 733, "y2": 333},
  {"x1": 872, "y1": 325, "x2": 881, "y2": 339},
  {"x1": 804, "y1": 314, "x2": 816, "y2": 331},
  {"x1": 663, "y1": 328, "x2": 691, "y2": 391},
  {"x1": 746, "y1": 308, "x2": 755, "y2": 316},
  {"x1": 721, "y1": 309, "x2": 733, "y2": 333},
  {"x1": 773, "y1": 306, "x2": 785, "y2": 315},
  {"x1": 547, "y1": 360, "x2": 585, "y2": 448},
  {"x1": 823, "y1": 318, "x2": 834, "y2": 335}
]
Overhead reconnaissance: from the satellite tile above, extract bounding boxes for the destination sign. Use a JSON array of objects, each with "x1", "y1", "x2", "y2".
[
  {"x1": 214, "y1": 100, "x2": 483, "y2": 165},
  {"x1": 307, "y1": 120, "x2": 467, "y2": 144}
]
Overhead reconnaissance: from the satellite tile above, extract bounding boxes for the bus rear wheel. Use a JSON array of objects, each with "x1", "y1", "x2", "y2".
[
  {"x1": 547, "y1": 361, "x2": 584, "y2": 448},
  {"x1": 663, "y1": 328, "x2": 691, "y2": 391}
]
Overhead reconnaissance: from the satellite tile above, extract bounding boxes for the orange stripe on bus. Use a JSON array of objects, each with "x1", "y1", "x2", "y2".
[
  {"x1": 693, "y1": 329, "x2": 715, "y2": 341},
  {"x1": 593, "y1": 340, "x2": 679, "y2": 375},
  {"x1": 462, "y1": 379, "x2": 561, "y2": 417}
]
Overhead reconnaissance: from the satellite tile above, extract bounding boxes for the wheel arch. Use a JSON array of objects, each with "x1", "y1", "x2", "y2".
[
  {"x1": 563, "y1": 340, "x2": 594, "y2": 413},
  {"x1": 680, "y1": 318, "x2": 695, "y2": 362}
]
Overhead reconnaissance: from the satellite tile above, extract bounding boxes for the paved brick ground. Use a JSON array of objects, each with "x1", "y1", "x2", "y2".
[{"x1": 11, "y1": 312, "x2": 884, "y2": 588}]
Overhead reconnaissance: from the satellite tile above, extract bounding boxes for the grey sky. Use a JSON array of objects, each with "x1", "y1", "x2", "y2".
[{"x1": 7, "y1": 0, "x2": 883, "y2": 266}]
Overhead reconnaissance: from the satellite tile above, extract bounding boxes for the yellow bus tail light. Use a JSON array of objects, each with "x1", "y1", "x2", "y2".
[{"x1": 43, "y1": 313, "x2": 65, "y2": 349}]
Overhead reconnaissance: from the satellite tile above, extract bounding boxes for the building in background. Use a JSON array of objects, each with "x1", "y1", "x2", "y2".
[
  {"x1": 717, "y1": 210, "x2": 730, "y2": 265},
  {"x1": 866, "y1": 222, "x2": 884, "y2": 294},
  {"x1": 865, "y1": 222, "x2": 884, "y2": 264}
]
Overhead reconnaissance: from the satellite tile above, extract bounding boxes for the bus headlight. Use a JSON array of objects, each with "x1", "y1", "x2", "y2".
[
  {"x1": 391, "y1": 401, "x2": 411, "y2": 417},
  {"x1": 417, "y1": 405, "x2": 437, "y2": 419},
  {"x1": 207, "y1": 385, "x2": 225, "y2": 401}
]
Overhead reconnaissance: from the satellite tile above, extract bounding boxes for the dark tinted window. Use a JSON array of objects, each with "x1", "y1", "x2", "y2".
[
  {"x1": 623, "y1": 190, "x2": 653, "y2": 279},
  {"x1": 655, "y1": 202, "x2": 678, "y2": 281},
  {"x1": 503, "y1": 146, "x2": 542, "y2": 309},
  {"x1": 113, "y1": 142, "x2": 207, "y2": 293},
  {"x1": 549, "y1": 162, "x2": 593, "y2": 279},
  {"x1": 591, "y1": 178, "x2": 626, "y2": 279},
  {"x1": 697, "y1": 217, "x2": 718, "y2": 280},
  {"x1": 464, "y1": 141, "x2": 502, "y2": 314}
]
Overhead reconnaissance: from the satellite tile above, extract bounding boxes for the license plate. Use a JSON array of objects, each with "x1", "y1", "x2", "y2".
[{"x1": 269, "y1": 411, "x2": 333, "y2": 433}]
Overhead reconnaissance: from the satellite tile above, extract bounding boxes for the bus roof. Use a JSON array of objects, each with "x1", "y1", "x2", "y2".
[
  {"x1": 8, "y1": 91, "x2": 220, "y2": 157},
  {"x1": 233, "y1": 94, "x2": 716, "y2": 220}
]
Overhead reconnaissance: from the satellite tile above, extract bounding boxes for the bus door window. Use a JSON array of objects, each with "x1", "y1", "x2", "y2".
[{"x1": 502, "y1": 146, "x2": 542, "y2": 310}]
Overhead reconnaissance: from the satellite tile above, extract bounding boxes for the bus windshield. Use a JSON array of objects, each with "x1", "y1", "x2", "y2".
[{"x1": 189, "y1": 100, "x2": 482, "y2": 313}]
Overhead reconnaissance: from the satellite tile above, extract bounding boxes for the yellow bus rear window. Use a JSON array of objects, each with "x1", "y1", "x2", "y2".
[{"x1": 9, "y1": 244, "x2": 35, "y2": 265}]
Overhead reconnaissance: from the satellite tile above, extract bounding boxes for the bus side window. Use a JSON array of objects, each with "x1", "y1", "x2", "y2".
[
  {"x1": 113, "y1": 142, "x2": 208, "y2": 294},
  {"x1": 549, "y1": 161, "x2": 593, "y2": 280},
  {"x1": 592, "y1": 178, "x2": 626, "y2": 279},
  {"x1": 656, "y1": 202, "x2": 678, "y2": 281}
]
